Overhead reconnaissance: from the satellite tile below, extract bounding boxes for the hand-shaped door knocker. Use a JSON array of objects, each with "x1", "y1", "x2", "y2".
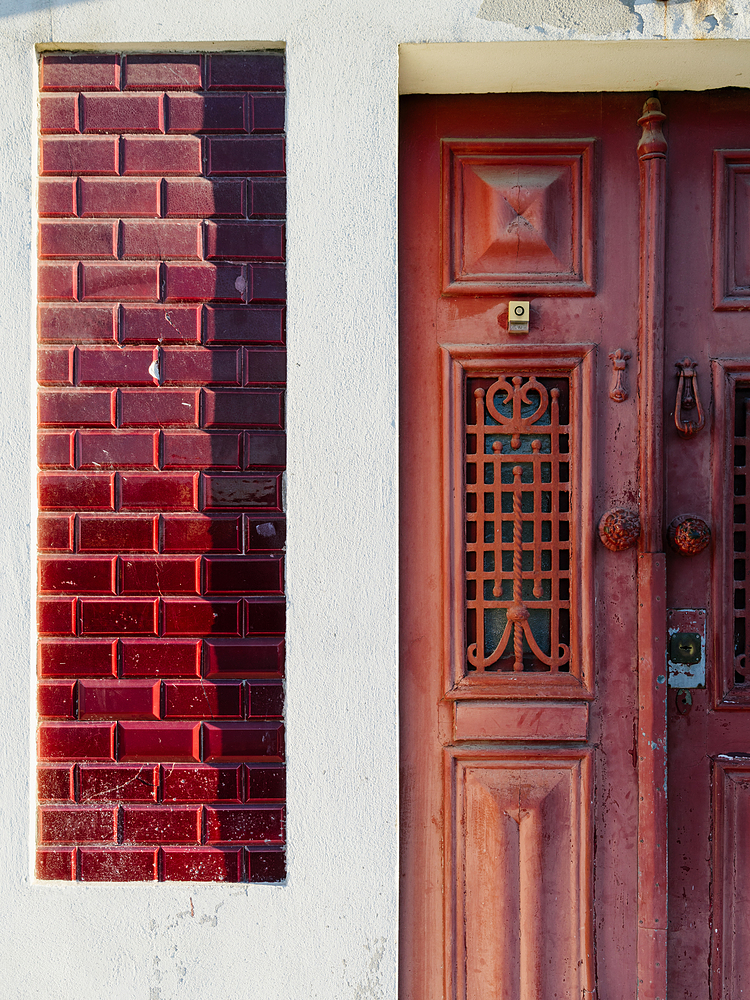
[{"x1": 674, "y1": 357, "x2": 705, "y2": 439}]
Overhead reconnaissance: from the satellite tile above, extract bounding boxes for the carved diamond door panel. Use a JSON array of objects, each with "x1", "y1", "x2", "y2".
[{"x1": 401, "y1": 89, "x2": 750, "y2": 1000}]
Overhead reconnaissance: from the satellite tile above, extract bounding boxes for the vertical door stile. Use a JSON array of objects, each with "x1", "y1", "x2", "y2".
[{"x1": 636, "y1": 96, "x2": 669, "y2": 1000}]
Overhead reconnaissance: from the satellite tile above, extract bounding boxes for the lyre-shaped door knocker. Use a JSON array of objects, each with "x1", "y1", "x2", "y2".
[{"x1": 674, "y1": 357, "x2": 705, "y2": 438}]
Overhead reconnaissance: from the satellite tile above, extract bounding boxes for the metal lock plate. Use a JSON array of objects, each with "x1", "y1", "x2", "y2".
[
  {"x1": 667, "y1": 609, "x2": 707, "y2": 689},
  {"x1": 669, "y1": 632, "x2": 701, "y2": 664}
]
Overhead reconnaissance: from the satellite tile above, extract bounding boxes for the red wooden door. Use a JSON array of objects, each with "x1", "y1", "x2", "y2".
[{"x1": 400, "y1": 91, "x2": 750, "y2": 1000}]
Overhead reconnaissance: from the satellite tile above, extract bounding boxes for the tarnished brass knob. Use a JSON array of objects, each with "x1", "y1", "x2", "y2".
[
  {"x1": 598, "y1": 508, "x2": 641, "y2": 552},
  {"x1": 668, "y1": 515, "x2": 710, "y2": 556}
]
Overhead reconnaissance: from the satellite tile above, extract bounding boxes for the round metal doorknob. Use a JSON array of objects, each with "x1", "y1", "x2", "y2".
[
  {"x1": 668, "y1": 515, "x2": 711, "y2": 556},
  {"x1": 598, "y1": 508, "x2": 641, "y2": 551}
]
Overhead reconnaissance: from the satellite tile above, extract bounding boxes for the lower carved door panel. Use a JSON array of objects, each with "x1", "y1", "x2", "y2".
[{"x1": 400, "y1": 90, "x2": 750, "y2": 1000}]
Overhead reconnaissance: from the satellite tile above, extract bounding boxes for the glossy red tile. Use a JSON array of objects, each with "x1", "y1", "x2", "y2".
[
  {"x1": 121, "y1": 221, "x2": 202, "y2": 261},
  {"x1": 121, "y1": 639, "x2": 201, "y2": 677},
  {"x1": 204, "y1": 638, "x2": 284, "y2": 678},
  {"x1": 245, "y1": 765, "x2": 285, "y2": 802},
  {"x1": 245, "y1": 517, "x2": 285, "y2": 551},
  {"x1": 207, "y1": 53, "x2": 284, "y2": 91},
  {"x1": 118, "y1": 721, "x2": 201, "y2": 762},
  {"x1": 243, "y1": 349, "x2": 286, "y2": 386},
  {"x1": 79, "y1": 600, "x2": 158, "y2": 636},
  {"x1": 38, "y1": 179, "x2": 77, "y2": 217},
  {"x1": 80, "y1": 264, "x2": 160, "y2": 302},
  {"x1": 205, "y1": 221, "x2": 283, "y2": 260},
  {"x1": 162, "y1": 764, "x2": 241, "y2": 803},
  {"x1": 81, "y1": 93, "x2": 163, "y2": 134},
  {"x1": 247, "y1": 848, "x2": 286, "y2": 882},
  {"x1": 38, "y1": 722, "x2": 116, "y2": 761},
  {"x1": 121, "y1": 136, "x2": 202, "y2": 176},
  {"x1": 121, "y1": 557, "x2": 200, "y2": 595},
  {"x1": 77, "y1": 347, "x2": 158, "y2": 385},
  {"x1": 38, "y1": 431, "x2": 74, "y2": 468},
  {"x1": 37, "y1": 765, "x2": 75, "y2": 801},
  {"x1": 249, "y1": 178, "x2": 285, "y2": 217},
  {"x1": 162, "y1": 600, "x2": 240, "y2": 636},
  {"x1": 204, "y1": 556, "x2": 282, "y2": 595},
  {"x1": 161, "y1": 348, "x2": 241, "y2": 386},
  {"x1": 207, "y1": 139, "x2": 284, "y2": 177},
  {"x1": 79, "y1": 848, "x2": 158, "y2": 881},
  {"x1": 37, "y1": 598, "x2": 77, "y2": 636},
  {"x1": 122, "y1": 806, "x2": 201, "y2": 844},
  {"x1": 164, "y1": 264, "x2": 245, "y2": 303},
  {"x1": 37, "y1": 346, "x2": 74, "y2": 384},
  {"x1": 39, "y1": 473, "x2": 114, "y2": 510},
  {"x1": 38, "y1": 639, "x2": 117, "y2": 678},
  {"x1": 202, "y1": 390, "x2": 283, "y2": 428},
  {"x1": 38, "y1": 305, "x2": 117, "y2": 343},
  {"x1": 78, "y1": 515, "x2": 156, "y2": 552},
  {"x1": 37, "y1": 681, "x2": 76, "y2": 718},
  {"x1": 162, "y1": 515, "x2": 241, "y2": 553},
  {"x1": 40, "y1": 94, "x2": 79, "y2": 134},
  {"x1": 204, "y1": 306, "x2": 284, "y2": 345},
  {"x1": 120, "y1": 473, "x2": 197, "y2": 511},
  {"x1": 120, "y1": 306, "x2": 201, "y2": 344},
  {"x1": 244, "y1": 431, "x2": 286, "y2": 469},
  {"x1": 78, "y1": 178, "x2": 160, "y2": 218},
  {"x1": 79, "y1": 764, "x2": 159, "y2": 802},
  {"x1": 38, "y1": 556, "x2": 115, "y2": 594},
  {"x1": 39, "y1": 805, "x2": 117, "y2": 843},
  {"x1": 38, "y1": 353, "x2": 78, "y2": 395},
  {"x1": 244, "y1": 602, "x2": 285, "y2": 636},
  {"x1": 40, "y1": 53, "x2": 120, "y2": 91},
  {"x1": 164, "y1": 681, "x2": 242, "y2": 719},
  {"x1": 249, "y1": 263, "x2": 286, "y2": 303},
  {"x1": 39, "y1": 220, "x2": 117, "y2": 260},
  {"x1": 248, "y1": 681, "x2": 283, "y2": 719},
  {"x1": 163, "y1": 178, "x2": 244, "y2": 218},
  {"x1": 204, "y1": 804, "x2": 284, "y2": 844},
  {"x1": 167, "y1": 94, "x2": 246, "y2": 133},
  {"x1": 123, "y1": 54, "x2": 202, "y2": 91},
  {"x1": 35, "y1": 848, "x2": 76, "y2": 880},
  {"x1": 40, "y1": 137, "x2": 118, "y2": 175},
  {"x1": 39, "y1": 391, "x2": 114, "y2": 427},
  {"x1": 78, "y1": 431, "x2": 158, "y2": 470},
  {"x1": 119, "y1": 389, "x2": 199, "y2": 427},
  {"x1": 202, "y1": 474, "x2": 281, "y2": 511},
  {"x1": 202, "y1": 721, "x2": 284, "y2": 762},
  {"x1": 38, "y1": 264, "x2": 77, "y2": 302},
  {"x1": 251, "y1": 95, "x2": 285, "y2": 134},
  {"x1": 38, "y1": 514, "x2": 74, "y2": 551},
  {"x1": 162, "y1": 847, "x2": 242, "y2": 881},
  {"x1": 78, "y1": 680, "x2": 160, "y2": 720},
  {"x1": 162, "y1": 433, "x2": 241, "y2": 470}
]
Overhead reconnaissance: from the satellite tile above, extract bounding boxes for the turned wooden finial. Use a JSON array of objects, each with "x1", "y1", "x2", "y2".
[{"x1": 637, "y1": 97, "x2": 667, "y2": 160}]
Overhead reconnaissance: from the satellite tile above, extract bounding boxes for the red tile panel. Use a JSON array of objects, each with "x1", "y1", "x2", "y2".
[{"x1": 36, "y1": 50, "x2": 286, "y2": 881}]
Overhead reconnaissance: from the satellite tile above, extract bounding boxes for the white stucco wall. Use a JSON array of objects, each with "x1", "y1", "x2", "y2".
[{"x1": 2, "y1": 1, "x2": 750, "y2": 997}]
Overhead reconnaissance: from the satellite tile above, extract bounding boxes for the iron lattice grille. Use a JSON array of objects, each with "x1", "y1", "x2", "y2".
[
  {"x1": 465, "y1": 374, "x2": 573, "y2": 676},
  {"x1": 733, "y1": 390, "x2": 750, "y2": 686}
]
